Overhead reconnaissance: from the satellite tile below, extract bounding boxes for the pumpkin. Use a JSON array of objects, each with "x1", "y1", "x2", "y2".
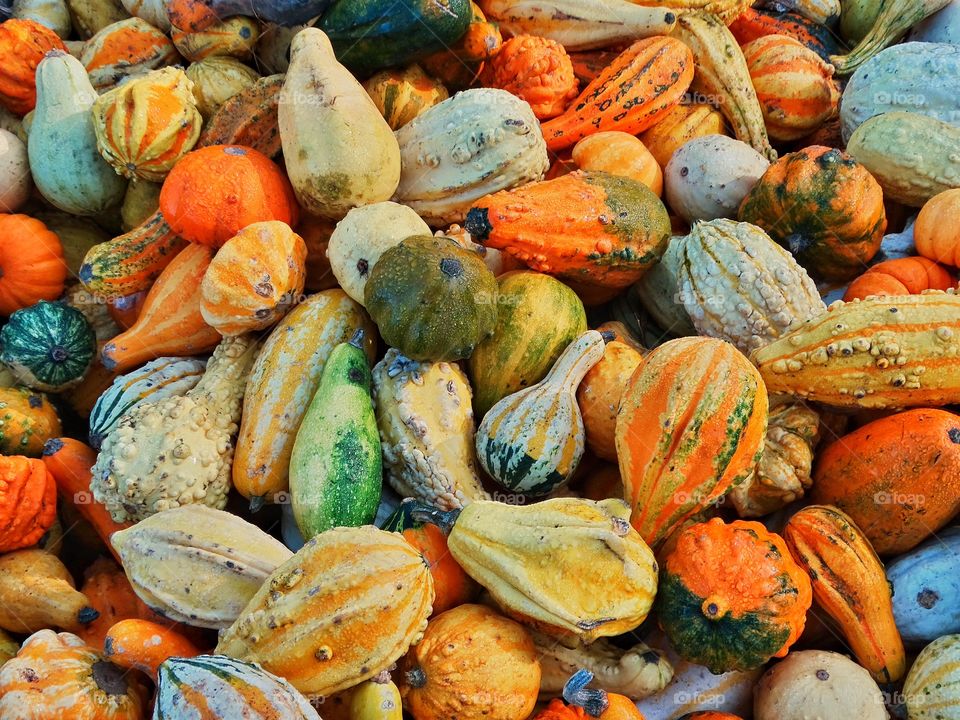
[
  {"x1": 75, "y1": 556, "x2": 148, "y2": 649},
  {"x1": 364, "y1": 235, "x2": 497, "y2": 362},
  {"x1": 0, "y1": 454, "x2": 56, "y2": 552},
  {"x1": 200, "y1": 221, "x2": 307, "y2": 336},
  {"x1": 198, "y1": 73, "x2": 283, "y2": 158},
  {"x1": 577, "y1": 336, "x2": 644, "y2": 461},
  {"x1": 184, "y1": 55, "x2": 260, "y2": 119},
  {"x1": 399, "y1": 604, "x2": 541, "y2": 720},
  {"x1": 616, "y1": 337, "x2": 768, "y2": 549},
  {"x1": 171, "y1": 15, "x2": 260, "y2": 62},
  {"x1": 572, "y1": 132, "x2": 662, "y2": 196},
  {"x1": 638, "y1": 102, "x2": 728, "y2": 169},
  {"x1": 104, "y1": 619, "x2": 203, "y2": 678},
  {"x1": 0, "y1": 214, "x2": 67, "y2": 316},
  {"x1": 1, "y1": 301, "x2": 97, "y2": 392},
  {"x1": 92, "y1": 66, "x2": 203, "y2": 182},
  {"x1": 81, "y1": 17, "x2": 180, "y2": 91},
  {"x1": 0, "y1": 387, "x2": 61, "y2": 457},
  {"x1": 738, "y1": 145, "x2": 887, "y2": 280},
  {"x1": 480, "y1": 35, "x2": 578, "y2": 120},
  {"x1": 843, "y1": 256, "x2": 956, "y2": 300},
  {"x1": 657, "y1": 517, "x2": 812, "y2": 673},
  {"x1": 0, "y1": 19, "x2": 67, "y2": 115},
  {"x1": 0, "y1": 630, "x2": 147, "y2": 719},
  {"x1": 915, "y1": 188, "x2": 960, "y2": 267},
  {"x1": 159, "y1": 144, "x2": 299, "y2": 248},
  {"x1": 0, "y1": 549, "x2": 99, "y2": 633},
  {"x1": 362, "y1": 64, "x2": 449, "y2": 130},
  {"x1": 811, "y1": 408, "x2": 960, "y2": 555},
  {"x1": 534, "y1": 669, "x2": 646, "y2": 719},
  {"x1": 903, "y1": 634, "x2": 960, "y2": 720}
]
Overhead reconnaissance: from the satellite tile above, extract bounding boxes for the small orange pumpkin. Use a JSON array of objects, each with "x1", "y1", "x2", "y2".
[
  {"x1": 0, "y1": 455, "x2": 57, "y2": 552},
  {"x1": 81, "y1": 17, "x2": 180, "y2": 91},
  {"x1": 0, "y1": 19, "x2": 67, "y2": 115},
  {"x1": 104, "y1": 618, "x2": 204, "y2": 678},
  {"x1": 159, "y1": 144, "x2": 300, "y2": 248},
  {"x1": 914, "y1": 188, "x2": 960, "y2": 267},
  {"x1": 843, "y1": 257, "x2": 956, "y2": 301},
  {"x1": 0, "y1": 387, "x2": 62, "y2": 457},
  {"x1": 171, "y1": 16, "x2": 260, "y2": 62},
  {"x1": 534, "y1": 670, "x2": 646, "y2": 719},
  {"x1": 480, "y1": 35, "x2": 579, "y2": 120},
  {"x1": 572, "y1": 132, "x2": 663, "y2": 197},
  {"x1": 0, "y1": 214, "x2": 68, "y2": 316}
]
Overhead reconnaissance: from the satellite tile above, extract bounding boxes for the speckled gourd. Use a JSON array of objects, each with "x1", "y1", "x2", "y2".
[
  {"x1": 476, "y1": 330, "x2": 606, "y2": 496},
  {"x1": 751, "y1": 291, "x2": 960, "y2": 408},
  {"x1": 110, "y1": 505, "x2": 293, "y2": 629},
  {"x1": 675, "y1": 219, "x2": 825, "y2": 354},
  {"x1": 91, "y1": 334, "x2": 260, "y2": 523},
  {"x1": 633, "y1": 236, "x2": 698, "y2": 336},
  {"x1": 392, "y1": 88, "x2": 549, "y2": 226},
  {"x1": 372, "y1": 349, "x2": 488, "y2": 510}
]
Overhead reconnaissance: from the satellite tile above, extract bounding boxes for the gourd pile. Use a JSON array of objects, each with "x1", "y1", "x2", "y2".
[{"x1": 1, "y1": 0, "x2": 960, "y2": 717}]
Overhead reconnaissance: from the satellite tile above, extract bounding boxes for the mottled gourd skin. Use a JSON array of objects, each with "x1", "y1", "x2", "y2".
[
  {"x1": 903, "y1": 634, "x2": 960, "y2": 720},
  {"x1": 92, "y1": 334, "x2": 260, "y2": 523}
]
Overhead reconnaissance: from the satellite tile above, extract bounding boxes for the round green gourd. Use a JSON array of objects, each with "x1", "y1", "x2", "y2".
[{"x1": 364, "y1": 235, "x2": 497, "y2": 361}]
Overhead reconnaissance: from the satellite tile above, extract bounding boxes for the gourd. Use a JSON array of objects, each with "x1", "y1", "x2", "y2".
[
  {"x1": 664, "y1": 136, "x2": 770, "y2": 222},
  {"x1": 28, "y1": 51, "x2": 128, "y2": 216},
  {"x1": 155, "y1": 654, "x2": 322, "y2": 719},
  {"x1": 753, "y1": 649, "x2": 888, "y2": 720},
  {"x1": 751, "y1": 293, "x2": 960, "y2": 408},
  {"x1": 846, "y1": 111, "x2": 960, "y2": 207},
  {"x1": 465, "y1": 171, "x2": 671, "y2": 290},
  {"x1": 362, "y1": 64, "x2": 449, "y2": 130},
  {"x1": 764, "y1": 0, "x2": 839, "y2": 24},
  {"x1": 215, "y1": 525, "x2": 435, "y2": 696},
  {"x1": 184, "y1": 55, "x2": 260, "y2": 119},
  {"x1": 540, "y1": 37, "x2": 693, "y2": 151},
  {"x1": 66, "y1": 0, "x2": 130, "y2": 38},
  {"x1": 365, "y1": 235, "x2": 498, "y2": 361},
  {"x1": 1, "y1": 300, "x2": 96, "y2": 392},
  {"x1": 164, "y1": 0, "x2": 330, "y2": 29},
  {"x1": 170, "y1": 15, "x2": 260, "y2": 62},
  {"x1": 159, "y1": 145, "x2": 299, "y2": 247},
  {"x1": 326, "y1": 201, "x2": 431, "y2": 305},
  {"x1": 0, "y1": 455, "x2": 56, "y2": 551},
  {"x1": 110, "y1": 505, "x2": 293, "y2": 629},
  {"x1": 373, "y1": 349, "x2": 489, "y2": 510},
  {"x1": 903, "y1": 634, "x2": 960, "y2": 720},
  {"x1": 35, "y1": 212, "x2": 108, "y2": 279},
  {"x1": 631, "y1": 0, "x2": 753, "y2": 22},
  {"x1": 674, "y1": 219, "x2": 824, "y2": 354},
  {"x1": 616, "y1": 337, "x2": 768, "y2": 549},
  {"x1": 0, "y1": 549, "x2": 99, "y2": 632},
  {"x1": 0, "y1": 387, "x2": 61, "y2": 457},
  {"x1": 730, "y1": 8, "x2": 844, "y2": 61},
  {"x1": 392, "y1": 88, "x2": 549, "y2": 226},
  {"x1": 93, "y1": 334, "x2": 258, "y2": 523},
  {"x1": 200, "y1": 221, "x2": 307, "y2": 336},
  {"x1": 419, "y1": 0, "x2": 502, "y2": 88},
  {"x1": 840, "y1": 43, "x2": 960, "y2": 143},
  {"x1": 783, "y1": 505, "x2": 906, "y2": 683},
  {"x1": 0, "y1": 214, "x2": 67, "y2": 315},
  {"x1": 280, "y1": 27, "x2": 400, "y2": 219},
  {"x1": 469, "y1": 271, "x2": 587, "y2": 419},
  {"x1": 638, "y1": 103, "x2": 726, "y2": 169},
  {"x1": 351, "y1": 673, "x2": 403, "y2": 720},
  {"x1": 742, "y1": 34, "x2": 840, "y2": 141},
  {"x1": 909, "y1": 0, "x2": 960, "y2": 42},
  {"x1": 534, "y1": 669, "x2": 646, "y2": 719},
  {"x1": 915, "y1": 189, "x2": 960, "y2": 266},
  {"x1": 572, "y1": 132, "x2": 662, "y2": 196},
  {"x1": 844, "y1": 257, "x2": 956, "y2": 301},
  {"x1": 669, "y1": 12, "x2": 776, "y2": 161},
  {"x1": 480, "y1": 35, "x2": 578, "y2": 120},
  {"x1": 75, "y1": 557, "x2": 149, "y2": 648},
  {"x1": 841, "y1": 0, "x2": 882, "y2": 44},
  {"x1": 810, "y1": 408, "x2": 960, "y2": 555},
  {"x1": 477, "y1": 331, "x2": 605, "y2": 496},
  {"x1": 0, "y1": 628, "x2": 16, "y2": 665},
  {"x1": 197, "y1": 73, "x2": 284, "y2": 158},
  {"x1": 421, "y1": 497, "x2": 659, "y2": 642},
  {"x1": 399, "y1": 604, "x2": 541, "y2": 720},
  {"x1": 12, "y1": 0, "x2": 72, "y2": 38},
  {"x1": 657, "y1": 518, "x2": 812, "y2": 673},
  {"x1": 233, "y1": 289, "x2": 376, "y2": 507},
  {"x1": 0, "y1": 630, "x2": 146, "y2": 719},
  {"x1": 298, "y1": 214, "x2": 339, "y2": 292},
  {"x1": 65, "y1": 283, "x2": 121, "y2": 344},
  {"x1": 739, "y1": 145, "x2": 886, "y2": 280},
  {"x1": 0, "y1": 129, "x2": 30, "y2": 212},
  {"x1": 100, "y1": 243, "x2": 220, "y2": 373},
  {"x1": 92, "y1": 67, "x2": 202, "y2": 182},
  {"x1": 887, "y1": 527, "x2": 960, "y2": 644},
  {"x1": 103, "y1": 619, "x2": 202, "y2": 678},
  {"x1": 0, "y1": 19, "x2": 66, "y2": 115},
  {"x1": 81, "y1": 17, "x2": 179, "y2": 90},
  {"x1": 121, "y1": 0, "x2": 169, "y2": 30}
]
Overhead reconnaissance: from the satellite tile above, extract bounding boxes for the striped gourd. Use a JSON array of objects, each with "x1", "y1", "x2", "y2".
[
  {"x1": 81, "y1": 17, "x2": 179, "y2": 91},
  {"x1": 476, "y1": 330, "x2": 606, "y2": 496},
  {"x1": 903, "y1": 634, "x2": 960, "y2": 720},
  {"x1": 616, "y1": 336, "x2": 768, "y2": 548},
  {"x1": 751, "y1": 292, "x2": 960, "y2": 408},
  {"x1": 632, "y1": 0, "x2": 754, "y2": 23},
  {"x1": 154, "y1": 655, "x2": 320, "y2": 719},
  {"x1": 215, "y1": 526, "x2": 434, "y2": 697},
  {"x1": 88, "y1": 357, "x2": 207, "y2": 449}
]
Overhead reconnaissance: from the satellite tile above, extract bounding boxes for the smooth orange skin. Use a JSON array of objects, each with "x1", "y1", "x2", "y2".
[
  {"x1": 729, "y1": 8, "x2": 829, "y2": 56},
  {"x1": 0, "y1": 214, "x2": 67, "y2": 316},
  {"x1": 915, "y1": 188, "x2": 960, "y2": 267},
  {"x1": 534, "y1": 695, "x2": 647, "y2": 719},
  {"x1": 0, "y1": 455, "x2": 56, "y2": 552},
  {"x1": 400, "y1": 522, "x2": 478, "y2": 617},
  {"x1": 843, "y1": 256, "x2": 956, "y2": 301},
  {"x1": 107, "y1": 291, "x2": 148, "y2": 331},
  {"x1": 481, "y1": 35, "x2": 579, "y2": 120},
  {"x1": 82, "y1": 18, "x2": 179, "y2": 91},
  {"x1": 638, "y1": 102, "x2": 727, "y2": 169},
  {"x1": 75, "y1": 557, "x2": 145, "y2": 649},
  {"x1": 165, "y1": 0, "x2": 219, "y2": 31},
  {"x1": 104, "y1": 619, "x2": 203, "y2": 679},
  {"x1": 572, "y1": 132, "x2": 663, "y2": 197},
  {"x1": 577, "y1": 339, "x2": 645, "y2": 461},
  {"x1": 0, "y1": 19, "x2": 67, "y2": 115}
]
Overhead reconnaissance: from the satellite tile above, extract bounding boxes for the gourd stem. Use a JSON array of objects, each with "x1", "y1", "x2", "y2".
[
  {"x1": 249, "y1": 495, "x2": 266, "y2": 514},
  {"x1": 405, "y1": 666, "x2": 428, "y2": 689},
  {"x1": 372, "y1": 669, "x2": 392, "y2": 684},
  {"x1": 348, "y1": 328, "x2": 365, "y2": 349},
  {"x1": 599, "y1": 330, "x2": 615, "y2": 344},
  {"x1": 563, "y1": 669, "x2": 609, "y2": 718},
  {"x1": 78, "y1": 606, "x2": 101, "y2": 625},
  {"x1": 407, "y1": 502, "x2": 461, "y2": 534}
]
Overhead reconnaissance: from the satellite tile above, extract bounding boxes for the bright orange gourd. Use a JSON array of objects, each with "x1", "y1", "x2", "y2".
[
  {"x1": 75, "y1": 557, "x2": 145, "y2": 648},
  {"x1": 534, "y1": 670, "x2": 646, "y2": 719},
  {"x1": 914, "y1": 188, "x2": 960, "y2": 267},
  {"x1": 572, "y1": 132, "x2": 663, "y2": 197},
  {"x1": 0, "y1": 387, "x2": 62, "y2": 457},
  {"x1": 480, "y1": 35, "x2": 579, "y2": 120},
  {"x1": 0, "y1": 214, "x2": 68, "y2": 316},
  {"x1": 0, "y1": 19, "x2": 67, "y2": 115},
  {"x1": 81, "y1": 17, "x2": 180, "y2": 91},
  {"x1": 843, "y1": 257, "x2": 956, "y2": 301},
  {"x1": 0, "y1": 455, "x2": 56, "y2": 552},
  {"x1": 104, "y1": 619, "x2": 203, "y2": 678}
]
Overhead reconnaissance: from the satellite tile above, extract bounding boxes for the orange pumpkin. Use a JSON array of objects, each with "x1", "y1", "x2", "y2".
[
  {"x1": 0, "y1": 19, "x2": 67, "y2": 115},
  {"x1": 159, "y1": 144, "x2": 300, "y2": 248},
  {"x1": 75, "y1": 556, "x2": 145, "y2": 648},
  {"x1": 843, "y1": 257, "x2": 956, "y2": 301},
  {"x1": 480, "y1": 35, "x2": 579, "y2": 120},
  {"x1": 639, "y1": 102, "x2": 728, "y2": 168},
  {"x1": 534, "y1": 670, "x2": 646, "y2": 719},
  {"x1": 914, "y1": 188, "x2": 960, "y2": 267},
  {"x1": 572, "y1": 132, "x2": 662, "y2": 197},
  {"x1": 0, "y1": 214, "x2": 68, "y2": 316},
  {"x1": 0, "y1": 455, "x2": 56, "y2": 552},
  {"x1": 104, "y1": 619, "x2": 203, "y2": 678},
  {"x1": 81, "y1": 17, "x2": 180, "y2": 91}
]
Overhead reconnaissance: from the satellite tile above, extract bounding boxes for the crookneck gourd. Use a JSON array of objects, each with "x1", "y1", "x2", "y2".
[
  {"x1": 92, "y1": 333, "x2": 260, "y2": 523},
  {"x1": 0, "y1": 548, "x2": 99, "y2": 633}
]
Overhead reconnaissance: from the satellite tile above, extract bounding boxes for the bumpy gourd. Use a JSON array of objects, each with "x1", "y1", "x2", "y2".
[
  {"x1": 0, "y1": 455, "x2": 56, "y2": 551},
  {"x1": 480, "y1": 34, "x2": 578, "y2": 120},
  {"x1": 92, "y1": 334, "x2": 259, "y2": 523},
  {"x1": 373, "y1": 349, "x2": 488, "y2": 511},
  {"x1": 0, "y1": 387, "x2": 62, "y2": 457}
]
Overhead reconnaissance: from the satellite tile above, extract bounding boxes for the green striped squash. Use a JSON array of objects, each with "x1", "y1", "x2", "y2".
[
  {"x1": 475, "y1": 330, "x2": 605, "y2": 496},
  {"x1": 904, "y1": 634, "x2": 960, "y2": 720},
  {"x1": 88, "y1": 356, "x2": 207, "y2": 449},
  {"x1": 467, "y1": 270, "x2": 587, "y2": 419},
  {"x1": 154, "y1": 655, "x2": 320, "y2": 719}
]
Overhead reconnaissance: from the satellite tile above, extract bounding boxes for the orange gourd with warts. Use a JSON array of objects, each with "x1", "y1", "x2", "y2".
[
  {"x1": 0, "y1": 455, "x2": 56, "y2": 552},
  {"x1": 0, "y1": 19, "x2": 67, "y2": 115},
  {"x1": 843, "y1": 257, "x2": 955, "y2": 301}
]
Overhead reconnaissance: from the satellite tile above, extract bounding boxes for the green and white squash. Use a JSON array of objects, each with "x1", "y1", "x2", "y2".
[
  {"x1": 476, "y1": 330, "x2": 606, "y2": 496},
  {"x1": 903, "y1": 634, "x2": 960, "y2": 720},
  {"x1": 0, "y1": 300, "x2": 97, "y2": 392},
  {"x1": 88, "y1": 356, "x2": 207, "y2": 449},
  {"x1": 633, "y1": 236, "x2": 697, "y2": 338}
]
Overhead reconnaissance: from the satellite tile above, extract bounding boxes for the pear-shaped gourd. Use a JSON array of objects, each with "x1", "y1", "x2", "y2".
[
  {"x1": 279, "y1": 27, "x2": 400, "y2": 219},
  {"x1": 28, "y1": 50, "x2": 127, "y2": 215},
  {"x1": 476, "y1": 330, "x2": 606, "y2": 496}
]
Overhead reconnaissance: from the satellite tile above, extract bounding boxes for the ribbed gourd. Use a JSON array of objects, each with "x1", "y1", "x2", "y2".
[
  {"x1": 373, "y1": 349, "x2": 488, "y2": 511},
  {"x1": 184, "y1": 55, "x2": 261, "y2": 119},
  {"x1": 476, "y1": 330, "x2": 606, "y2": 496},
  {"x1": 80, "y1": 17, "x2": 179, "y2": 90},
  {"x1": 903, "y1": 634, "x2": 960, "y2": 720}
]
